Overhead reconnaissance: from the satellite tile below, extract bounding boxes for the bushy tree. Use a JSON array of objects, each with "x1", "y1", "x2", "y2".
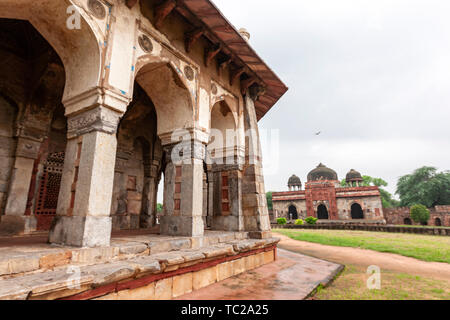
[
  {"x1": 396, "y1": 167, "x2": 450, "y2": 207},
  {"x1": 266, "y1": 192, "x2": 273, "y2": 210},
  {"x1": 341, "y1": 175, "x2": 399, "y2": 208},
  {"x1": 157, "y1": 203, "x2": 163, "y2": 213},
  {"x1": 410, "y1": 204, "x2": 430, "y2": 225}
]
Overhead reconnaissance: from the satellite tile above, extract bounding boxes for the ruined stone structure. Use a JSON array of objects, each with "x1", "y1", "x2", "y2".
[
  {"x1": 0, "y1": 0, "x2": 287, "y2": 248},
  {"x1": 384, "y1": 205, "x2": 450, "y2": 227},
  {"x1": 272, "y1": 164, "x2": 385, "y2": 223}
]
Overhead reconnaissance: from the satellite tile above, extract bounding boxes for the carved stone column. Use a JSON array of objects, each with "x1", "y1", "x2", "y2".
[
  {"x1": 140, "y1": 160, "x2": 161, "y2": 228},
  {"x1": 242, "y1": 94, "x2": 271, "y2": 239},
  {"x1": 0, "y1": 133, "x2": 43, "y2": 234},
  {"x1": 159, "y1": 135, "x2": 206, "y2": 237},
  {"x1": 49, "y1": 90, "x2": 127, "y2": 247},
  {"x1": 210, "y1": 162, "x2": 244, "y2": 232}
]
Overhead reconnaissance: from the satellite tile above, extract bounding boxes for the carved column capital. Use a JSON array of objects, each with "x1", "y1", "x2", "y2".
[
  {"x1": 163, "y1": 139, "x2": 206, "y2": 164},
  {"x1": 67, "y1": 106, "x2": 123, "y2": 139}
]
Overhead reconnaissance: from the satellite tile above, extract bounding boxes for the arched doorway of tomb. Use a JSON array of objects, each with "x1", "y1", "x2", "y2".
[
  {"x1": 317, "y1": 204, "x2": 329, "y2": 220},
  {"x1": 207, "y1": 99, "x2": 239, "y2": 230},
  {"x1": 288, "y1": 205, "x2": 298, "y2": 220},
  {"x1": 134, "y1": 59, "x2": 197, "y2": 235},
  {"x1": 435, "y1": 218, "x2": 442, "y2": 227},
  {"x1": 351, "y1": 203, "x2": 364, "y2": 219},
  {"x1": 404, "y1": 218, "x2": 412, "y2": 225},
  {"x1": 111, "y1": 83, "x2": 163, "y2": 231},
  {"x1": 0, "y1": 18, "x2": 67, "y2": 231}
]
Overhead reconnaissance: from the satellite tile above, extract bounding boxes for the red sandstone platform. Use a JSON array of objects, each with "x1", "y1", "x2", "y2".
[{"x1": 177, "y1": 248, "x2": 343, "y2": 300}]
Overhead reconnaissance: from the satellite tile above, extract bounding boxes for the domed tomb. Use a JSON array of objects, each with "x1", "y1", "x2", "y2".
[
  {"x1": 288, "y1": 174, "x2": 302, "y2": 190},
  {"x1": 346, "y1": 169, "x2": 364, "y2": 186},
  {"x1": 307, "y1": 163, "x2": 338, "y2": 182}
]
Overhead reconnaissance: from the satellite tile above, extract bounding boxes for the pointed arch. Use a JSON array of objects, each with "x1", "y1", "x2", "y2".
[
  {"x1": 0, "y1": 0, "x2": 103, "y2": 101},
  {"x1": 135, "y1": 60, "x2": 195, "y2": 136},
  {"x1": 351, "y1": 203, "x2": 364, "y2": 219}
]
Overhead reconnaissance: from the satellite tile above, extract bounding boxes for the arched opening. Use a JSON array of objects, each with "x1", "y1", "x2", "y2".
[
  {"x1": 351, "y1": 203, "x2": 364, "y2": 219},
  {"x1": 0, "y1": 18, "x2": 67, "y2": 232},
  {"x1": 404, "y1": 218, "x2": 412, "y2": 225},
  {"x1": 288, "y1": 205, "x2": 298, "y2": 220},
  {"x1": 317, "y1": 204, "x2": 329, "y2": 220},
  {"x1": 435, "y1": 218, "x2": 442, "y2": 227},
  {"x1": 206, "y1": 99, "x2": 240, "y2": 231},
  {"x1": 208, "y1": 100, "x2": 237, "y2": 161},
  {"x1": 135, "y1": 60, "x2": 199, "y2": 236},
  {"x1": 111, "y1": 83, "x2": 163, "y2": 231}
]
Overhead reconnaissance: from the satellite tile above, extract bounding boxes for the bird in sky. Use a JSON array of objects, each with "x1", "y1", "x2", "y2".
[{"x1": 315, "y1": 131, "x2": 322, "y2": 136}]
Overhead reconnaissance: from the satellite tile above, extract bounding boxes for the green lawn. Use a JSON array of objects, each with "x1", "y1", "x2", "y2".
[
  {"x1": 273, "y1": 229, "x2": 450, "y2": 263},
  {"x1": 314, "y1": 265, "x2": 450, "y2": 300}
]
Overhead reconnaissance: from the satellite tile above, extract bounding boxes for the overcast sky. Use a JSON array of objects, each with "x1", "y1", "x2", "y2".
[{"x1": 212, "y1": 0, "x2": 450, "y2": 196}]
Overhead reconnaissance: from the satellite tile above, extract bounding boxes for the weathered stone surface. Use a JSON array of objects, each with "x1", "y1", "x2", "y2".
[
  {"x1": 0, "y1": 281, "x2": 30, "y2": 300},
  {"x1": 127, "y1": 256, "x2": 161, "y2": 274},
  {"x1": 151, "y1": 252, "x2": 185, "y2": 267},
  {"x1": 39, "y1": 251, "x2": 73, "y2": 270},
  {"x1": 217, "y1": 261, "x2": 234, "y2": 282},
  {"x1": 117, "y1": 282, "x2": 156, "y2": 300},
  {"x1": 114, "y1": 242, "x2": 148, "y2": 255},
  {"x1": 82, "y1": 262, "x2": 137, "y2": 286},
  {"x1": 173, "y1": 272, "x2": 193, "y2": 298},
  {"x1": 193, "y1": 266, "x2": 217, "y2": 290},
  {"x1": 71, "y1": 246, "x2": 120, "y2": 265},
  {"x1": 179, "y1": 251, "x2": 205, "y2": 263},
  {"x1": 155, "y1": 278, "x2": 172, "y2": 300},
  {"x1": 263, "y1": 250, "x2": 275, "y2": 264},
  {"x1": 0, "y1": 253, "x2": 40, "y2": 276},
  {"x1": 170, "y1": 239, "x2": 191, "y2": 251},
  {"x1": 201, "y1": 245, "x2": 234, "y2": 259},
  {"x1": 148, "y1": 241, "x2": 173, "y2": 255}
]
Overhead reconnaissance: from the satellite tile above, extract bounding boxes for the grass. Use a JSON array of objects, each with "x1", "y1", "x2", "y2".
[
  {"x1": 314, "y1": 264, "x2": 450, "y2": 300},
  {"x1": 273, "y1": 229, "x2": 450, "y2": 263},
  {"x1": 397, "y1": 225, "x2": 450, "y2": 229}
]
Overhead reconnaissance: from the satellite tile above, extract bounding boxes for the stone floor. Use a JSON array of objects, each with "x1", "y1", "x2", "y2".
[{"x1": 177, "y1": 248, "x2": 344, "y2": 300}]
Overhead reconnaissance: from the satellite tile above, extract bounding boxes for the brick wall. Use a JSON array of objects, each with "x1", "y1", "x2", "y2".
[{"x1": 384, "y1": 206, "x2": 450, "y2": 227}]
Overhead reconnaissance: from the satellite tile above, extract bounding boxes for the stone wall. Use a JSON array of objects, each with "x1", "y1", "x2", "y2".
[
  {"x1": 0, "y1": 96, "x2": 17, "y2": 216},
  {"x1": 384, "y1": 206, "x2": 450, "y2": 227},
  {"x1": 272, "y1": 198, "x2": 307, "y2": 220},
  {"x1": 336, "y1": 196, "x2": 384, "y2": 221}
]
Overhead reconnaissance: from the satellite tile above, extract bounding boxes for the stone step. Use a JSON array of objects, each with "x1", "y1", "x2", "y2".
[
  {"x1": 0, "y1": 237, "x2": 280, "y2": 300},
  {"x1": 0, "y1": 231, "x2": 250, "y2": 279}
]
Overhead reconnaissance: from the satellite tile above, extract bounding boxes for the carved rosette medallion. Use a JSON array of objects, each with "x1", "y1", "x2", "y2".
[
  {"x1": 138, "y1": 34, "x2": 153, "y2": 53},
  {"x1": 88, "y1": 0, "x2": 106, "y2": 20},
  {"x1": 184, "y1": 66, "x2": 195, "y2": 81},
  {"x1": 211, "y1": 83, "x2": 218, "y2": 95}
]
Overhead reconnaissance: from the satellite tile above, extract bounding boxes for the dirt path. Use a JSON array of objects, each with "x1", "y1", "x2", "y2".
[{"x1": 275, "y1": 233, "x2": 450, "y2": 282}]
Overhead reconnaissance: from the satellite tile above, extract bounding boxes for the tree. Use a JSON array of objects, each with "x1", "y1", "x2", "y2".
[
  {"x1": 157, "y1": 203, "x2": 163, "y2": 213},
  {"x1": 396, "y1": 167, "x2": 450, "y2": 207},
  {"x1": 341, "y1": 175, "x2": 399, "y2": 208},
  {"x1": 266, "y1": 192, "x2": 273, "y2": 210},
  {"x1": 410, "y1": 204, "x2": 430, "y2": 225}
]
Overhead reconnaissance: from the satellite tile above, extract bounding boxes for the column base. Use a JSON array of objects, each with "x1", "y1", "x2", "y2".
[
  {"x1": 0, "y1": 215, "x2": 37, "y2": 235},
  {"x1": 160, "y1": 216, "x2": 204, "y2": 237},
  {"x1": 112, "y1": 215, "x2": 140, "y2": 230},
  {"x1": 212, "y1": 216, "x2": 244, "y2": 232},
  {"x1": 248, "y1": 231, "x2": 273, "y2": 239},
  {"x1": 49, "y1": 216, "x2": 112, "y2": 248}
]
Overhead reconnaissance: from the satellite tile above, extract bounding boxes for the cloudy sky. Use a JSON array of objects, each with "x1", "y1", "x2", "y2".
[{"x1": 213, "y1": 0, "x2": 450, "y2": 196}]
